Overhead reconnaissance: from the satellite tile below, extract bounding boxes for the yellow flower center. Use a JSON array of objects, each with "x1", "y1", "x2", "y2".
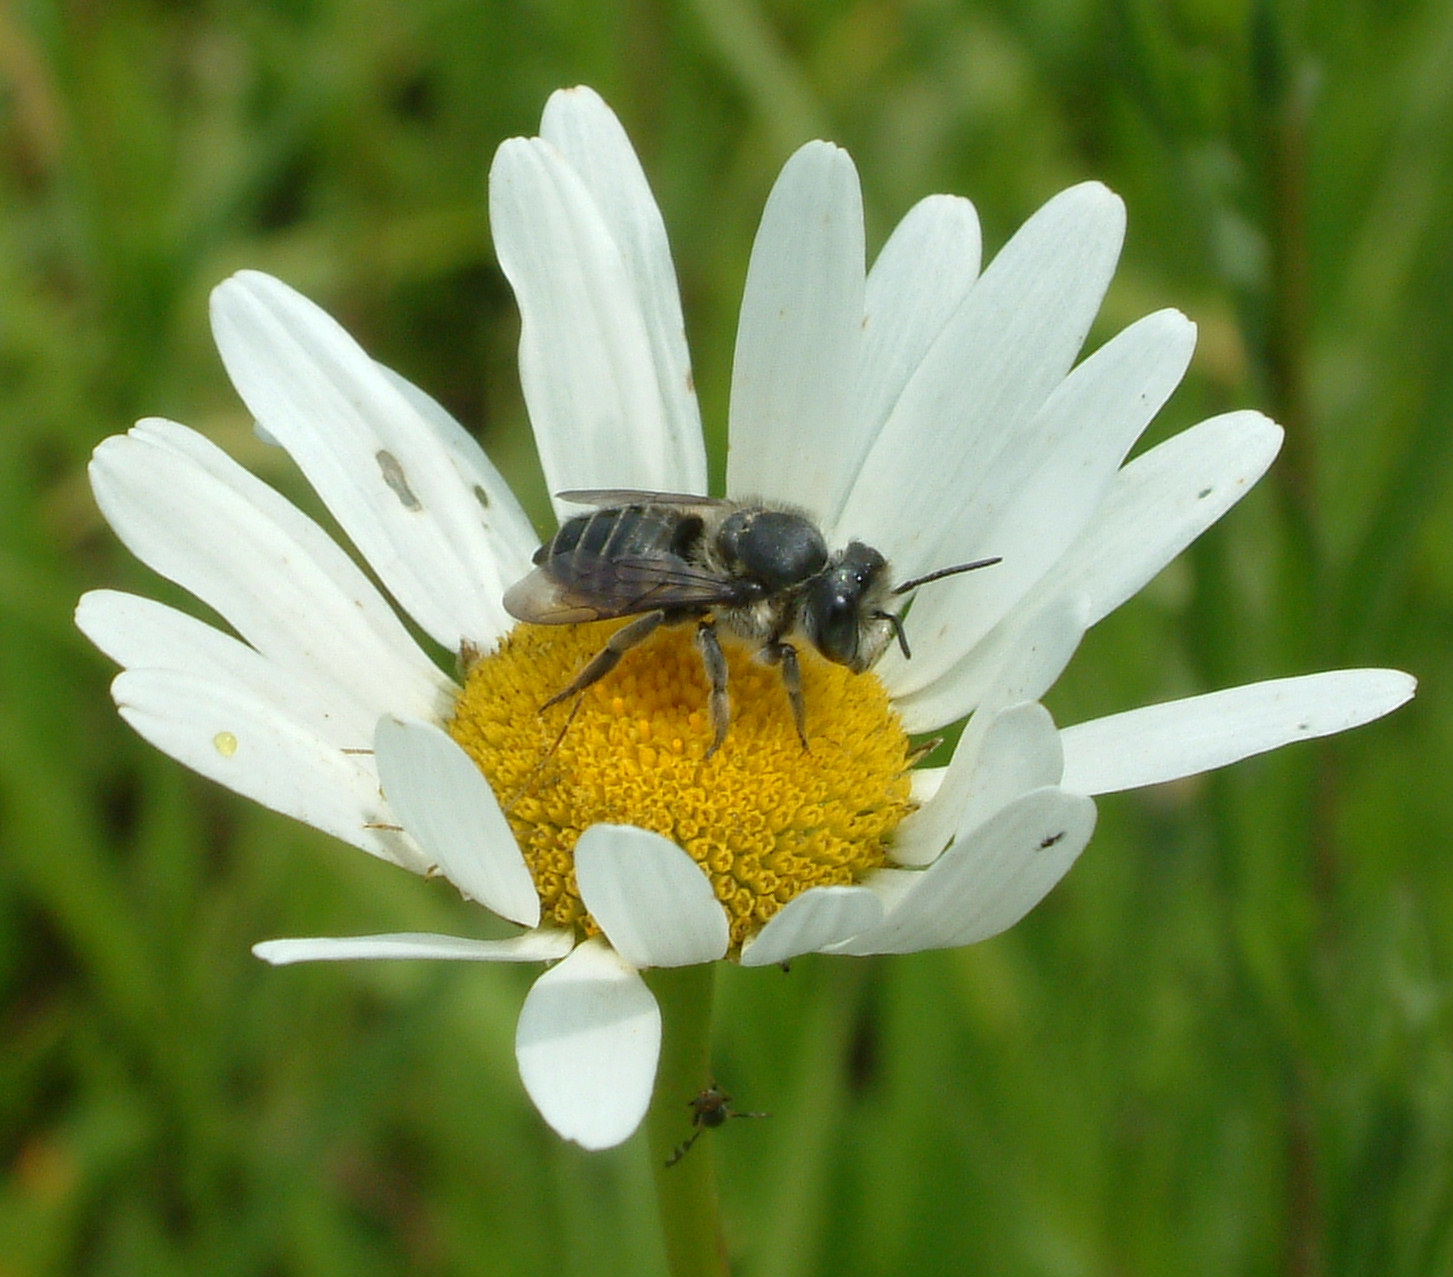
[{"x1": 447, "y1": 620, "x2": 914, "y2": 951}]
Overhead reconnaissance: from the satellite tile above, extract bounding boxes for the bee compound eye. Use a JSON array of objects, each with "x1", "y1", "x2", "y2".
[
  {"x1": 804, "y1": 586, "x2": 861, "y2": 667},
  {"x1": 825, "y1": 607, "x2": 860, "y2": 666}
]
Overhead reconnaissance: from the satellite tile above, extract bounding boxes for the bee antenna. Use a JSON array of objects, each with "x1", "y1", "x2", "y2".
[{"x1": 891, "y1": 556, "x2": 1001, "y2": 597}]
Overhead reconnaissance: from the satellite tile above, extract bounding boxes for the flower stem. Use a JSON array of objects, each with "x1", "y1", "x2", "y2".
[{"x1": 643, "y1": 964, "x2": 729, "y2": 1277}]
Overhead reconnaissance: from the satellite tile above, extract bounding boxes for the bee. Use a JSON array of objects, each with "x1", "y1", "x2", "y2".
[{"x1": 503, "y1": 490, "x2": 999, "y2": 756}]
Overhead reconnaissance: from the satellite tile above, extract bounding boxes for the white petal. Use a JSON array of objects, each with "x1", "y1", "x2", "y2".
[
  {"x1": 538, "y1": 87, "x2": 705, "y2": 486},
  {"x1": 516, "y1": 938, "x2": 661, "y2": 1150},
  {"x1": 830, "y1": 786, "x2": 1096, "y2": 955},
  {"x1": 1060, "y1": 669, "x2": 1416, "y2": 795},
  {"x1": 210, "y1": 271, "x2": 527, "y2": 649},
  {"x1": 888, "y1": 413, "x2": 1280, "y2": 732},
  {"x1": 844, "y1": 865, "x2": 923, "y2": 921},
  {"x1": 372, "y1": 361, "x2": 541, "y2": 568},
  {"x1": 738, "y1": 886, "x2": 883, "y2": 967},
  {"x1": 910, "y1": 767, "x2": 945, "y2": 805},
  {"x1": 837, "y1": 183, "x2": 1126, "y2": 576},
  {"x1": 893, "y1": 701, "x2": 1063, "y2": 867},
  {"x1": 77, "y1": 590, "x2": 369, "y2": 744},
  {"x1": 829, "y1": 194, "x2": 982, "y2": 536},
  {"x1": 890, "y1": 590, "x2": 1089, "y2": 736},
  {"x1": 490, "y1": 137, "x2": 702, "y2": 510},
  {"x1": 727, "y1": 141, "x2": 865, "y2": 521},
  {"x1": 373, "y1": 717, "x2": 540, "y2": 927},
  {"x1": 88, "y1": 420, "x2": 451, "y2": 727},
  {"x1": 111, "y1": 667, "x2": 429, "y2": 871},
  {"x1": 1052, "y1": 409, "x2": 1284, "y2": 628},
  {"x1": 573, "y1": 825, "x2": 729, "y2": 968},
  {"x1": 253, "y1": 930, "x2": 574, "y2": 965},
  {"x1": 886, "y1": 309, "x2": 1197, "y2": 696}
]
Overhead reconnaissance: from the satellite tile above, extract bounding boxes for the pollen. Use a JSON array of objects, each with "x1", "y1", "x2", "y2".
[{"x1": 447, "y1": 621, "x2": 914, "y2": 952}]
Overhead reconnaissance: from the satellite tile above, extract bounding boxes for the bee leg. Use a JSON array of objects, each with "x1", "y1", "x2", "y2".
[
  {"x1": 695, "y1": 620, "x2": 731, "y2": 758},
  {"x1": 541, "y1": 610, "x2": 666, "y2": 711},
  {"x1": 504, "y1": 697, "x2": 580, "y2": 812},
  {"x1": 761, "y1": 640, "x2": 808, "y2": 749}
]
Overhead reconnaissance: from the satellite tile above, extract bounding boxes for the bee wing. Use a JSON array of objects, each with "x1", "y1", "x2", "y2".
[
  {"x1": 556, "y1": 488, "x2": 734, "y2": 510},
  {"x1": 503, "y1": 567, "x2": 611, "y2": 624},
  {"x1": 504, "y1": 555, "x2": 756, "y2": 624}
]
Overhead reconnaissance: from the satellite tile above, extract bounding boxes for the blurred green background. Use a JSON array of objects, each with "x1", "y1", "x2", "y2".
[{"x1": 2, "y1": 1, "x2": 1449, "y2": 1274}]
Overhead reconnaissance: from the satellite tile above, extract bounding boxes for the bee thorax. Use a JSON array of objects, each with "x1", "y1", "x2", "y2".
[{"x1": 717, "y1": 598, "x2": 796, "y2": 645}]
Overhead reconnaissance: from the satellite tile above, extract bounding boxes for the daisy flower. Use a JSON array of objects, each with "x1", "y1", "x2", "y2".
[{"x1": 77, "y1": 86, "x2": 1413, "y2": 1152}]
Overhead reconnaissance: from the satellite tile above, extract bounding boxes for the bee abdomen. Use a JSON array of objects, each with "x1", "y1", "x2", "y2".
[{"x1": 539, "y1": 505, "x2": 706, "y2": 570}]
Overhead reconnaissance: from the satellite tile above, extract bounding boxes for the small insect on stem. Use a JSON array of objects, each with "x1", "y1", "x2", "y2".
[{"x1": 665, "y1": 1083, "x2": 768, "y2": 1167}]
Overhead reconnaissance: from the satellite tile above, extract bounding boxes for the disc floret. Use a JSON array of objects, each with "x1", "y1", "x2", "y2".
[{"x1": 448, "y1": 621, "x2": 914, "y2": 949}]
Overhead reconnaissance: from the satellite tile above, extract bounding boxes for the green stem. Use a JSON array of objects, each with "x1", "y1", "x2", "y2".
[
  {"x1": 1255, "y1": 19, "x2": 1331, "y2": 1275},
  {"x1": 643, "y1": 964, "x2": 729, "y2": 1277}
]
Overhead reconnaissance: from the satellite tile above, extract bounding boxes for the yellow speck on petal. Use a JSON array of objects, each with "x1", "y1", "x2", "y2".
[
  {"x1": 447, "y1": 621, "x2": 913, "y2": 951},
  {"x1": 213, "y1": 731, "x2": 238, "y2": 757}
]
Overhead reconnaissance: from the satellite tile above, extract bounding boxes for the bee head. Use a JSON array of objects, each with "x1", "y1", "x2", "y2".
[
  {"x1": 801, "y1": 545, "x2": 1004, "y2": 672},
  {"x1": 801, "y1": 542, "x2": 896, "y2": 672}
]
